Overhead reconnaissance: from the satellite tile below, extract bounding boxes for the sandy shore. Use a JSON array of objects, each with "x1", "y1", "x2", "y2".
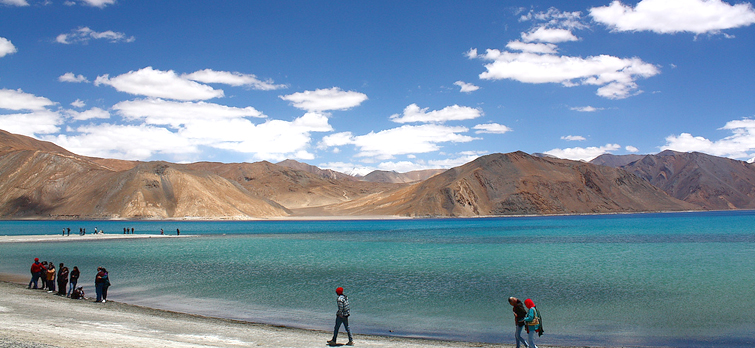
[
  {"x1": 0, "y1": 233, "x2": 192, "y2": 243},
  {"x1": 0, "y1": 279, "x2": 556, "y2": 348}
]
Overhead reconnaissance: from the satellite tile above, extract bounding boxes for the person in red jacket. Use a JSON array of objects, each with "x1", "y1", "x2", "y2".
[{"x1": 27, "y1": 258, "x2": 43, "y2": 289}]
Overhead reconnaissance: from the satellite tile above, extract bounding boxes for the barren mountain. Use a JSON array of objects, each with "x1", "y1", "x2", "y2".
[
  {"x1": 591, "y1": 154, "x2": 646, "y2": 168},
  {"x1": 328, "y1": 151, "x2": 697, "y2": 217},
  {"x1": 276, "y1": 159, "x2": 355, "y2": 181},
  {"x1": 621, "y1": 150, "x2": 755, "y2": 210},
  {"x1": 361, "y1": 169, "x2": 445, "y2": 183}
]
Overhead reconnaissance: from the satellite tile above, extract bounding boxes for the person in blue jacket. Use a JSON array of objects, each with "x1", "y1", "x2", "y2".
[{"x1": 523, "y1": 298, "x2": 542, "y2": 348}]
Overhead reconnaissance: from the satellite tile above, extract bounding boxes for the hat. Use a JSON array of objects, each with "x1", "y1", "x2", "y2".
[
  {"x1": 336, "y1": 287, "x2": 344, "y2": 295},
  {"x1": 34, "y1": 258, "x2": 39, "y2": 262},
  {"x1": 525, "y1": 298, "x2": 535, "y2": 308}
]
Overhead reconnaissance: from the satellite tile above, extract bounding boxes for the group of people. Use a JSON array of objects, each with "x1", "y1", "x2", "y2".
[
  {"x1": 28, "y1": 257, "x2": 110, "y2": 303},
  {"x1": 508, "y1": 297, "x2": 544, "y2": 348},
  {"x1": 122, "y1": 227, "x2": 135, "y2": 234}
]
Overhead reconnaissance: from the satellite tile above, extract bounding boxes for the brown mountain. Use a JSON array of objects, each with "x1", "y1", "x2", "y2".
[
  {"x1": 276, "y1": 159, "x2": 355, "y2": 181},
  {"x1": 591, "y1": 153, "x2": 646, "y2": 168},
  {"x1": 621, "y1": 150, "x2": 755, "y2": 210},
  {"x1": 361, "y1": 169, "x2": 445, "y2": 183},
  {"x1": 328, "y1": 151, "x2": 697, "y2": 217},
  {"x1": 0, "y1": 131, "x2": 289, "y2": 219}
]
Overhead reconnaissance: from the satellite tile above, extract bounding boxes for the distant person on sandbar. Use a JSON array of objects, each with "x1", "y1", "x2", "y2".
[
  {"x1": 28, "y1": 258, "x2": 43, "y2": 289},
  {"x1": 509, "y1": 297, "x2": 529, "y2": 348},
  {"x1": 57, "y1": 263, "x2": 69, "y2": 296},
  {"x1": 327, "y1": 287, "x2": 353, "y2": 346},
  {"x1": 176, "y1": 228, "x2": 180, "y2": 236},
  {"x1": 523, "y1": 298, "x2": 543, "y2": 348},
  {"x1": 68, "y1": 266, "x2": 80, "y2": 297},
  {"x1": 131, "y1": 227, "x2": 134, "y2": 234},
  {"x1": 45, "y1": 262, "x2": 56, "y2": 293},
  {"x1": 67, "y1": 227, "x2": 70, "y2": 236}
]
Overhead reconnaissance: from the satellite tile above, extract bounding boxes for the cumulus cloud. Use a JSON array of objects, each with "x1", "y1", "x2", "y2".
[
  {"x1": 520, "y1": 7, "x2": 588, "y2": 30},
  {"x1": 56, "y1": 27, "x2": 134, "y2": 44},
  {"x1": 662, "y1": 118, "x2": 755, "y2": 160},
  {"x1": 521, "y1": 27, "x2": 579, "y2": 43},
  {"x1": 590, "y1": 0, "x2": 755, "y2": 34},
  {"x1": 571, "y1": 106, "x2": 604, "y2": 112},
  {"x1": 544, "y1": 143, "x2": 621, "y2": 161},
  {"x1": 183, "y1": 69, "x2": 287, "y2": 90},
  {"x1": 561, "y1": 135, "x2": 586, "y2": 141},
  {"x1": 280, "y1": 87, "x2": 368, "y2": 112},
  {"x1": 0, "y1": 37, "x2": 17, "y2": 57},
  {"x1": 473, "y1": 123, "x2": 512, "y2": 134},
  {"x1": 626, "y1": 145, "x2": 639, "y2": 152},
  {"x1": 0, "y1": 88, "x2": 55, "y2": 111},
  {"x1": 71, "y1": 99, "x2": 86, "y2": 108},
  {"x1": 477, "y1": 48, "x2": 659, "y2": 99},
  {"x1": 69, "y1": 0, "x2": 115, "y2": 8},
  {"x1": 506, "y1": 40, "x2": 558, "y2": 54},
  {"x1": 113, "y1": 98, "x2": 265, "y2": 128},
  {"x1": 95, "y1": 67, "x2": 224, "y2": 101},
  {"x1": 64, "y1": 107, "x2": 110, "y2": 121},
  {"x1": 0, "y1": 0, "x2": 29, "y2": 6},
  {"x1": 390, "y1": 104, "x2": 482, "y2": 123},
  {"x1": 465, "y1": 48, "x2": 478, "y2": 59},
  {"x1": 454, "y1": 81, "x2": 480, "y2": 93},
  {"x1": 321, "y1": 124, "x2": 477, "y2": 160},
  {"x1": 59, "y1": 72, "x2": 89, "y2": 83},
  {"x1": 0, "y1": 110, "x2": 62, "y2": 136}
]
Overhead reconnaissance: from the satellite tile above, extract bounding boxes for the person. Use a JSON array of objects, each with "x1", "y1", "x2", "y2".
[
  {"x1": 28, "y1": 258, "x2": 43, "y2": 289},
  {"x1": 95, "y1": 267, "x2": 106, "y2": 302},
  {"x1": 68, "y1": 266, "x2": 80, "y2": 297},
  {"x1": 62, "y1": 228, "x2": 66, "y2": 236},
  {"x1": 57, "y1": 263, "x2": 69, "y2": 296},
  {"x1": 131, "y1": 227, "x2": 134, "y2": 234},
  {"x1": 509, "y1": 297, "x2": 529, "y2": 348},
  {"x1": 101, "y1": 268, "x2": 111, "y2": 302},
  {"x1": 45, "y1": 263, "x2": 56, "y2": 293},
  {"x1": 327, "y1": 287, "x2": 353, "y2": 346},
  {"x1": 67, "y1": 227, "x2": 70, "y2": 236},
  {"x1": 523, "y1": 298, "x2": 543, "y2": 348},
  {"x1": 160, "y1": 228, "x2": 164, "y2": 235},
  {"x1": 176, "y1": 228, "x2": 180, "y2": 236}
]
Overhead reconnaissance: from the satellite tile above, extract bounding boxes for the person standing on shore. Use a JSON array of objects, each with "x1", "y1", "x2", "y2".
[
  {"x1": 523, "y1": 298, "x2": 543, "y2": 348},
  {"x1": 101, "y1": 268, "x2": 111, "y2": 302},
  {"x1": 57, "y1": 264, "x2": 69, "y2": 296},
  {"x1": 95, "y1": 267, "x2": 106, "y2": 302},
  {"x1": 28, "y1": 258, "x2": 43, "y2": 289},
  {"x1": 327, "y1": 287, "x2": 353, "y2": 346},
  {"x1": 509, "y1": 297, "x2": 529, "y2": 348},
  {"x1": 45, "y1": 263, "x2": 56, "y2": 293},
  {"x1": 68, "y1": 266, "x2": 80, "y2": 297}
]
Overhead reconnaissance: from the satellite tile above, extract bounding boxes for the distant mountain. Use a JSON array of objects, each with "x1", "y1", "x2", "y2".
[
  {"x1": 591, "y1": 154, "x2": 646, "y2": 168},
  {"x1": 276, "y1": 159, "x2": 355, "y2": 181},
  {"x1": 361, "y1": 169, "x2": 445, "y2": 183},
  {"x1": 327, "y1": 151, "x2": 697, "y2": 217},
  {"x1": 621, "y1": 150, "x2": 755, "y2": 210}
]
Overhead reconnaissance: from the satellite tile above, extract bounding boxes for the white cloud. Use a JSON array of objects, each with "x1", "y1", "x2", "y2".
[
  {"x1": 280, "y1": 87, "x2": 368, "y2": 112},
  {"x1": 0, "y1": 37, "x2": 18, "y2": 57},
  {"x1": 183, "y1": 69, "x2": 287, "y2": 90},
  {"x1": 454, "y1": 81, "x2": 480, "y2": 93},
  {"x1": 506, "y1": 40, "x2": 558, "y2": 54},
  {"x1": 590, "y1": 0, "x2": 755, "y2": 34},
  {"x1": 319, "y1": 162, "x2": 375, "y2": 177},
  {"x1": 544, "y1": 143, "x2": 621, "y2": 161},
  {"x1": 390, "y1": 104, "x2": 482, "y2": 123},
  {"x1": 71, "y1": 99, "x2": 86, "y2": 108},
  {"x1": 465, "y1": 48, "x2": 478, "y2": 59},
  {"x1": 95, "y1": 67, "x2": 224, "y2": 101},
  {"x1": 59, "y1": 72, "x2": 89, "y2": 83},
  {"x1": 64, "y1": 107, "x2": 110, "y2": 121},
  {"x1": 0, "y1": 110, "x2": 62, "y2": 136},
  {"x1": 473, "y1": 123, "x2": 512, "y2": 134},
  {"x1": 76, "y1": 0, "x2": 115, "y2": 8},
  {"x1": 113, "y1": 98, "x2": 265, "y2": 128},
  {"x1": 561, "y1": 135, "x2": 586, "y2": 141},
  {"x1": 521, "y1": 27, "x2": 579, "y2": 43},
  {"x1": 571, "y1": 106, "x2": 604, "y2": 112},
  {"x1": 626, "y1": 145, "x2": 639, "y2": 152},
  {"x1": 520, "y1": 8, "x2": 588, "y2": 30},
  {"x1": 662, "y1": 118, "x2": 755, "y2": 159},
  {"x1": 478, "y1": 49, "x2": 659, "y2": 99},
  {"x1": 56, "y1": 27, "x2": 134, "y2": 44},
  {"x1": 0, "y1": 0, "x2": 29, "y2": 6},
  {"x1": 321, "y1": 124, "x2": 477, "y2": 160},
  {"x1": 0, "y1": 88, "x2": 55, "y2": 111}
]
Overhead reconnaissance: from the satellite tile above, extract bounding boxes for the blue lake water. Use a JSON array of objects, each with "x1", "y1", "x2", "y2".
[{"x1": 1, "y1": 211, "x2": 754, "y2": 347}]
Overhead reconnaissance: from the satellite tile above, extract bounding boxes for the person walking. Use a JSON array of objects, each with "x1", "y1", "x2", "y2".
[
  {"x1": 327, "y1": 287, "x2": 353, "y2": 346},
  {"x1": 28, "y1": 258, "x2": 43, "y2": 289},
  {"x1": 509, "y1": 297, "x2": 529, "y2": 348},
  {"x1": 523, "y1": 298, "x2": 543, "y2": 348},
  {"x1": 57, "y1": 264, "x2": 69, "y2": 296},
  {"x1": 68, "y1": 266, "x2": 80, "y2": 297},
  {"x1": 95, "y1": 267, "x2": 106, "y2": 302}
]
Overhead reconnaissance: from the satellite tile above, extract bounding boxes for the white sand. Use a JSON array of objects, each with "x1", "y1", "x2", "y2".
[{"x1": 0, "y1": 233, "x2": 192, "y2": 243}]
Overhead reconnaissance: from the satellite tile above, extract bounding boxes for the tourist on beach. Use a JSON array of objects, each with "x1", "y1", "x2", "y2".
[
  {"x1": 176, "y1": 228, "x2": 180, "y2": 236},
  {"x1": 45, "y1": 263, "x2": 56, "y2": 292},
  {"x1": 131, "y1": 227, "x2": 134, "y2": 234},
  {"x1": 68, "y1": 266, "x2": 80, "y2": 297},
  {"x1": 28, "y1": 258, "x2": 43, "y2": 289},
  {"x1": 95, "y1": 267, "x2": 106, "y2": 302},
  {"x1": 57, "y1": 263, "x2": 69, "y2": 296},
  {"x1": 67, "y1": 228, "x2": 70, "y2": 236},
  {"x1": 101, "y1": 268, "x2": 110, "y2": 302},
  {"x1": 327, "y1": 287, "x2": 353, "y2": 346},
  {"x1": 160, "y1": 228, "x2": 164, "y2": 235},
  {"x1": 523, "y1": 298, "x2": 543, "y2": 348},
  {"x1": 509, "y1": 297, "x2": 529, "y2": 348}
]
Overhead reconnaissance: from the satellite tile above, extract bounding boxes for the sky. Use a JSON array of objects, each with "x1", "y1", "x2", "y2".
[{"x1": 0, "y1": 0, "x2": 754, "y2": 175}]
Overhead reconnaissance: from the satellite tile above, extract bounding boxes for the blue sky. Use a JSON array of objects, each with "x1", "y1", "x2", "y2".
[{"x1": 1, "y1": 0, "x2": 754, "y2": 175}]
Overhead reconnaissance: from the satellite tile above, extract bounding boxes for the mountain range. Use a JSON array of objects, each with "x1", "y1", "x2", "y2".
[{"x1": 1, "y1": 129, "x2": 753, "y2": 219}]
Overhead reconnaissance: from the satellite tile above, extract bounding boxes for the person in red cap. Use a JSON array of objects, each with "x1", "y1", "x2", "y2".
[
  {"x1": 28, "y1": 258, "x2": 43, "y2": 289},
  {"x1": 523, "y1": 298, "x2": 543, "y2": 348},
  {"x1": 327, "y1": 287, "x2": 353, "y2": 346}
]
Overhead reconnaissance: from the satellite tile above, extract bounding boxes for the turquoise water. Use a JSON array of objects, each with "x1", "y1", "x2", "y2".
[{"x1": 1, "y1": 212, "x2": 754, "y2": 347}]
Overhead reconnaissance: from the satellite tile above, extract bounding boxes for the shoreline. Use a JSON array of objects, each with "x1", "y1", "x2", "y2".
[
  {"x1": 0, "y1": 233, "x2": 193, "y2": 243},
  {"x1": 0, "y1": 279, "x2": 570, "y2": 348}
]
